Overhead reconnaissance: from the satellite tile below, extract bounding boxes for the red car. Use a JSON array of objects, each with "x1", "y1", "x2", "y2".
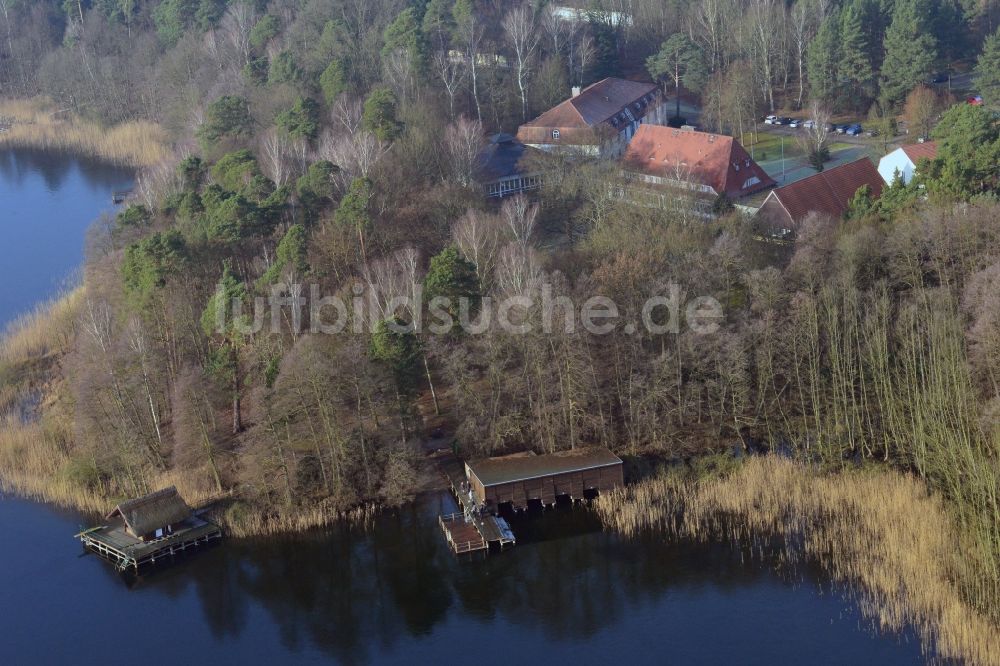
[{"x1": 967, "y1": 95, "x2": 983, "y2": 106}]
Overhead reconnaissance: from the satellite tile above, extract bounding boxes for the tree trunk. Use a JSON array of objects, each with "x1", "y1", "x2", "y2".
[
  {"x1": 231, "y1": 344, "x2": 242, "y2": 434},
  {"x1": 424, "y1": 352, "x2": 441, "y2": 415}
]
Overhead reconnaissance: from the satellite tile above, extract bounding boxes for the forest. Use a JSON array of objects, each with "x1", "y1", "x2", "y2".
[{"x1": 0, "y1": 0, "x2": 997, "y2": 600}]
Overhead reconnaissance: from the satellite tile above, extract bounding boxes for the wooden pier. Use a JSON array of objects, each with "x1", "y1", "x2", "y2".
[{"x1": 438, "y1": 453, "x2": 516, "y2": 555}]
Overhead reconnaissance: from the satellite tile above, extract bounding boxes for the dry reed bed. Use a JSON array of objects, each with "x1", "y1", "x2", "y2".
[
  {"x1": 221, "y1": 501, "x2": 381, "y2": 538},
  {"x1": 596, "y1": 457, "x2": 1000, "y2": 665},
  {"x1": 0, "y1": 98, "x2": 168, "y2": 168},
  {"x1": 0, "y1": 288, "x2": 83, "y2": 363}
]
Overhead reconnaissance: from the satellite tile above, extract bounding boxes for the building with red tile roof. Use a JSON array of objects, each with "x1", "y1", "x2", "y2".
[
  {"x1": 516, "y1": 77, "x2": 665, "y2": 157},
  {"x1": 621, "y1": 125, "x2": 776, "y2": 200},
  {"x1": 755, "y1": 157, "x2": 884, "y2": 235}
]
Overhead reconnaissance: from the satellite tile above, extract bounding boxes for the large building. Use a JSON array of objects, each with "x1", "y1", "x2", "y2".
[
  {"x1": 620, "y1": 125, "x2": 775, "y2": 213},
  {"x1": 464, "y1": 447, "x2": 623, "y2": 511},
  {"x1": 878, "y1": 141, "x2": 938, "y2": 185},
  {"x1": 516, "y1": 78, "x2": 666, "y2": 157},
  {"x1": 755, "y1": 157, "x2": 884, "y2": 236}
]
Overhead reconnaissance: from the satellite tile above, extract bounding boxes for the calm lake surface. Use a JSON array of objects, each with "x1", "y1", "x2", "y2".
[
  {"x1": 0, "y1": 148, "x2": 133, "y2": 325},
  {"x1": 0, "y1": 151, "x2": 930, "y2": 664}
]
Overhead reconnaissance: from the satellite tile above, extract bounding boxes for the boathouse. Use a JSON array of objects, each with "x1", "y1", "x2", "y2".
[
  {"x1": 464, "y1": 447, "x2": 623, "y2": 510},
  {"x1": 78, "y1": 487, "x2": 222, "y2": 571}
]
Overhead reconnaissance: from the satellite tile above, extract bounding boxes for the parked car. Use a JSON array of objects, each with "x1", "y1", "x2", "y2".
[
  {"x1": 788, "y1": 119, "x2": 802, "y2": 128},
  {"x1": 865, "y1": 128, "x2": 880, "y2": 137},
  {"x1": 968, "y1": 95, "x2": 983, "y2": 106},
  {"x1": 764, "y1": 115, "x2": 780, "y2": 125},
  {"x1": 802, "y1": 120, "x2": 817, "y2": 129},
  {"x1": 835, "y1": 124, "x2": 847, "y2": 134},
  {"x1": 845, "y1": 124, "x2": 863, "y2": 136},
  {"x1": 779, "y1": 117, "x2": 794, "y2": 125}
]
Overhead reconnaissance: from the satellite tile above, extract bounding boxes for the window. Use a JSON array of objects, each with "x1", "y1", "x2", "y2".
[{"x1": 552, "y1": 129, "x2": 560, "y2": 140}]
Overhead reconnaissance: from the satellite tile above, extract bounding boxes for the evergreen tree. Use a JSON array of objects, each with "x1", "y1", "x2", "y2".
[
  {"x1": 806, "y1": 15, "x2": 840, "y2": 106},
  {"x1": 923, "y1": 104, "x2": 1000, "y2": 200},
  {"x1": 370, "y1": 317, "x2": 421, "y2": 393},
  {"x1": 260, "y1": 224, "x2": 309, "y2": 284},
  {"x1": 976, "y1": 28, "x2": 1000, "y2": 109},
  {"x1": 249, "y1": 14, "x2": 280, "y2": 49},
  {"x1": 382, "y1": 8, "x2": 428, "y2": 77},
  {"x1": 320, "y1": 59, "x2": 348, "y2": 105},
  {"x1": 880, "y1": 0, "x2": 938, "y2": 107},
  {"x1": 839, "y1": 1, "x2": 874, "y2": 106},
  {"x1": 647, "y1": 33, "x2": 707, "y2": 122},
  {"x1": 200, "y1": 263, "x2": 251, "y2": 434},
  {"x1": 335, "y1": 177, "x2": 374, "y2": 260},
  {"x1": 122, "y1": 231, "x2": 187, "y2": 312},
  {"x1": 268, "y1": 51, "x2": 301, "y2": 86},
  {"x1": 422, "y1": 0, "x2": 455, "y2": 52},
  {"x1": 198, "y1": 96, "x2": 253, "y2": 148},
  {"x1": 423, "y1": 246, "x2": 479, "y2": 332},
  {"x1": 362, "y1": 87, "x2": 402, "y2": 141},
  {"x1": 276, "y1": 97, "x2": 320, "y2": 140}
]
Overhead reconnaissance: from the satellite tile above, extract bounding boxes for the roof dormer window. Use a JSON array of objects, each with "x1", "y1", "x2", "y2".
[{"x1": 552, "y1": 129, "x2": 560, "y2": 140}]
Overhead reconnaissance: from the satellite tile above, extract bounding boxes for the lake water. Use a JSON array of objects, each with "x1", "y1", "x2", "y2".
[
  {"x1": 0, "y1": 148, "x2": 133, "y2": 326},
  {"x1": 0, "y1": 150, "x2": 930, "y2": 664}
]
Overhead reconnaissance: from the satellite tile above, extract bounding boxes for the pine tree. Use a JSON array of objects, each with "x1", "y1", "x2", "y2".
[
  {"x1": 880, "y1": 0, "x2": 937, "y2": 107},
  {"x1": 806, "y1": 15, "x2": 840, "y2": 106},
  {"x1": 839, "y1": 1, "x2": 874, "y2": 106},
  {"x1": 976, "y1": 28, "x2": 1000, "y2": 109}
]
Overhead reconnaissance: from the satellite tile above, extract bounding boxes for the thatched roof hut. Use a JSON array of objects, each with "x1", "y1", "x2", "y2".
[{"x1": 106, "y1": 487, "x2": 192, "y2": 540}]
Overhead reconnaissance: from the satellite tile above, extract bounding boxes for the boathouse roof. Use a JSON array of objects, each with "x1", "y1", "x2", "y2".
[
  {"x1": 106, "y1": 486, "x2": 191, "y2": 537},
  {"x1": 466, "y1": 447, "x2": 622, "y2": 487}
]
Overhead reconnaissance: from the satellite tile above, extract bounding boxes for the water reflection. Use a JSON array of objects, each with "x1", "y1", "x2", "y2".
[
  {"x1": 0, "y1": 148, "x2": 132, "y2": 193},
  {"x1": 111, "y1": 492, "x2": 922, "y2": 665}
]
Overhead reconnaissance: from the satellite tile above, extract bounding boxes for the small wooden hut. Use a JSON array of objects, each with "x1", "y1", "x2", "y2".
[
  {"x1": 106, "y1": 486, "x2": 192, "y2": 541},
  {"x1": 78, "y1": 486, "x2": 222, "y2": 571},
  {"x1": 465, "y1": 447, "x2": 623, "y2": 510}
]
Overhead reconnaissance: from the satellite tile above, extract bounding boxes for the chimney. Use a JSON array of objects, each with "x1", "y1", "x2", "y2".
[{"x1": 571, "y1": 86, "x2": 581, "y2": 97}]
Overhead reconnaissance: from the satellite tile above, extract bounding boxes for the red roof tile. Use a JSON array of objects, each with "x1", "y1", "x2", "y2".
[
  {"x1": 900, "y1": 141, "x2": 938, "y2": 162},
  {"x1": 621, "y1": 125, "x2": 776, "y2": 197},
  {"x1": 764, "y1": 158, "x2": 883, "y2": 223},
  {"x1": 516, "y1": 77, "x2": 658, "y2": 145}
]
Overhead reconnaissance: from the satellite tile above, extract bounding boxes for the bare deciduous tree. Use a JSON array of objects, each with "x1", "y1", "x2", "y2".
[
  {"x1": 503, "y1": 5, "x2": 540, "y2": 121},
  {"x1": 443, "y1": 115, "x2": 483, "y2": 186},
  {"x1": 433, "y1": 50, "x2": 465, "y2": 119},
  {"x1": 452, "y1": 208, "x2": 503, "y2": 285},
  {"x1": 261, "y1": 129, "x2": 292, "y2": 187},
  {"x1": 220, "y1": 1, "x2": 257, "y2": 67},
  {"x1": 500, "y1": 194, "x2": 538, "y2": 249}
]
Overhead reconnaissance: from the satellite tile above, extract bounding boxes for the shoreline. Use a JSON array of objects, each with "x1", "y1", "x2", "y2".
[
  {"x1": 595, "y1": 456, "x2": 1000, "y2": 666},
  {"x1": 0, "y1": 97, "x2": 168, "y2": 168}
]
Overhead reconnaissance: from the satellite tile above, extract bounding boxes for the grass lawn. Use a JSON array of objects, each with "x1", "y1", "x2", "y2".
[{"x1": 741, "y1": 132, "x2": 806, "y2": 162}]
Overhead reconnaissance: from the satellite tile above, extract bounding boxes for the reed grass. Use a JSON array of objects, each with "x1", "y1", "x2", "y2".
[
  {"x1": 596, "y1": 457, "x2": 1000, "y2": 665},
  {"x1": 0, "y1": 288, "x2": 84, "y2": 365},
  {"x1": 0, "y1": 98, "x2": 168, "y2": 167},
  {"x1": 219, "y1": 500, "x2": 381, "y2": 538}
]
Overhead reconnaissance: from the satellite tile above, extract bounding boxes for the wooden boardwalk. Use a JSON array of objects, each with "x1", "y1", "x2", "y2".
[{"x1": 436, "y1": 453, "x2": 516, "y2": 554}]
